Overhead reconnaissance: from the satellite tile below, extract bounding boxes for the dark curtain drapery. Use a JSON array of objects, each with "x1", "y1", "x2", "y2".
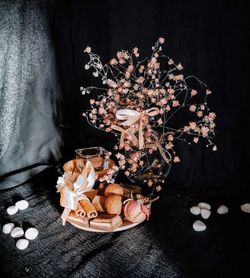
[
  {"x1": 0, "y1": 0, "x2": 63, "y2": 190},
  {"x1": 54, "y1": 0, "x2": 250, "y2": 199}
]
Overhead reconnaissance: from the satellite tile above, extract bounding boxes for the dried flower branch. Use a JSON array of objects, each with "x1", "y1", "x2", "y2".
[{"x1": 81, "y1": 38, "x2": 216, "y2": 191}]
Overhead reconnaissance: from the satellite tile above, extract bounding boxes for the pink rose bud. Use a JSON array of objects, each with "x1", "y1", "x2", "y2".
[{"x1": 124, "y1": 200, "x2": 149, "y2": 223}]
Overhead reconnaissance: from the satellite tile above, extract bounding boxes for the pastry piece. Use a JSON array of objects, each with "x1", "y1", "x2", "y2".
[
  {"x1": 92, "y1": 195, "x2": 106, "y2": 212},
  {"x1": 67, "y1": 212, "x2": 89, "y2": 227},
  {"x1": 85, "y1": 190, "x2": 98, "y2": 201},
  {"x1": 79, "y1": 199, "x2": 98, "y2": 218},
  {"x1": 104, "y1": 183, "x2": 124, "y2": 197},
  {"x1": 90, "y1": 214, "x2": 123, "y2": 231},
  {"x1": 74, "y1": 202, "x2": 86, "y2": 218},
  {"x1": 63, "y1": 159, "x2": 82, "y2": 181},
  {"x1": 64, "y1": 159, "x2": 84, "y2": 173},
  {"x1": 89, "y1": 156, "x2": 104, "y2": 170},
  {"x1": 96, "y1": 159, "x2": 115, "y2": 179},
  {"x1": 105, "y1": 195, "x2": 122, "y2": 215},
  {"x1": 121, "y1": 184, "x2": 142, "y2": 199},
  {"x1": 124, "y1": 200, "x2": 147, "y2": 223}
]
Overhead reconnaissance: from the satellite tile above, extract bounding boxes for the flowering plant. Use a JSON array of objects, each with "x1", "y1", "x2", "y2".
[{"x1": 81, "y1": 38, "x2": 216, "y2": 192}]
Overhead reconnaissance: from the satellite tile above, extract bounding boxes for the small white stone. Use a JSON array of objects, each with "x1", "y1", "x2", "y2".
[
  {"x1": 25, "y1": 228, "x2": 38, "y2": 240},
  {"x1": 201, "y1": 208, "x2": 211, "y2": 219},
  {"x1": 190, "y1": 206, "x2": 201, "y2": 215},
  {"x1": 16, "y1": 239, "x2": 29, "y2": 250},
  {"x1": 2, "y1": 223, "x2": 15, "y2": 234},
  {"x1": 193, "y1": 220, "x2": 206, "y2": 232},
  {"x1": 198, "y1": 202, "x2": 211, "y2": 210},
  {"x1": 10, "y1": 227, "x2": 24, "y2": 238},
  {"x1": 15, "y1": 200, "x2": 29, "y2": 211},
  {"x1": 7, "y1": 205, "x2": 18, "y2": 215},
  {"x1": 217, "y1": 205, "x2": 229, "y2": 215},
  {"x1": 240, "y1": 203, "x2": 250, "y2": 213}
]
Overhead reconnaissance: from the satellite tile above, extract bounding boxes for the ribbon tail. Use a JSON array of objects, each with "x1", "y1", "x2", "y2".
[
  {"x1": 111, "y1": 125, "x2": 125, "y2": 149},
  {"x1": 139, "y1": 118, "x2": 144, "y2": 149},
  {"x1": 61, "y1": 208, "x2": 71, "y2": 226},
  {"x1": 158, "y1": 145, "x2": 171, "y2": 163}
]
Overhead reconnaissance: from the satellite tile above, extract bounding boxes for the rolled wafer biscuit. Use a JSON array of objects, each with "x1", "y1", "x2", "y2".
[
  {"x1": 74, "y1": 202, "x2": 86, "y2": 218},
  {"x1": 67, "y1": 212, "x2": 89, "y2": 227},
  {"x1": 79, "y1": 199, "x2": 98, "y2": 218}
]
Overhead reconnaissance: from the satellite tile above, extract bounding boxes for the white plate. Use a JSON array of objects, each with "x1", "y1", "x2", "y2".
[{"x1": 67, "y1": 219, "x2": 144, "y2": 233}]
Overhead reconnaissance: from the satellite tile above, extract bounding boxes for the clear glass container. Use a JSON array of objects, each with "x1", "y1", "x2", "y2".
[{"x1": 75, "y1": 147, "x2": 109, "y2": 171}]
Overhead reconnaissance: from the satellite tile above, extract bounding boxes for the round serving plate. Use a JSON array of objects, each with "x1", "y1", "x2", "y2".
[{"x1": 67, "y1": 218, "x2": 144, "y2": 233}]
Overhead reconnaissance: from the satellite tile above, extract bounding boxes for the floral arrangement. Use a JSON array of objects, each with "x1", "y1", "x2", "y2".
[{"x1": 81, "y1": 37, "x2": 216, "y2": 193}]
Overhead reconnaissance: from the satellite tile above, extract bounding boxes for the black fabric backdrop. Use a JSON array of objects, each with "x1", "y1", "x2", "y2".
[
  {"x1": 54, "y1": 0, "x2": 250, "y2": 199},
  {"x1": 0, "y1": 1, "x2": 250, "y2": 277}
]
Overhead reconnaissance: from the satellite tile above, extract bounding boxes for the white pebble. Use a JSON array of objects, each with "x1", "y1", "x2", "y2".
[
  {"x1": 240, "y1": 203, "x2": 250, "y2": 213},
  {"x1": 190, "y1": 206, "x2": 201, "y2": 215},
  {"x1": 217, "y1": 205, "x2": 229, "y2": 215},
  {"x1": 25, "y1": 228, "x2": 38, "y2": 240},
  {"x1": 7, "y1": 205, "x2": 18, "y2": 215},
  {"x1": 193, "y1": 220, "x2": 207, "y2": 232},
  {"x1": 16, "y1": 239, "x2": 29, "y2": 250},
  {"x1": 201, "y1": 208, "x2": 211, "y2": 219},
  {"x1": 10, "y1": 227, "x2": 24, "y2": 238},
  {"x1": 15, "y1": 200, "x2": 29, "y2": 211},
  {"x1": 198, "y1": 202, "x2": 211, "y2": 210},
  {"x1": 2, "y1": 223, "x2": 15, "y2": 234}
]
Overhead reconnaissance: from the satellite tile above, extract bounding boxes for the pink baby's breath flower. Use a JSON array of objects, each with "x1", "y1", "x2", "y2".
[
  {"x1": 157, "y1": 118, "x2": 163, "y2": 125},
  {"x1": 168, "y1": 59, "x2": 174, "y2": 65},
  {"x1": 132, "y1": 47, "x2": 139, "y2": 57},
  {"x1": 193, "y1": 137, "x2": 199, "y2": 143},
  {"x1": 213, "y1": 145, "x2": 217, "y2": 151},
  {"x1": 176, "y1": 63, "x2": 183, "y2": 70},
  {"x1": 156, "y1": 185, "x2": 162, "y2": 192},
  {"x1": 110, "y1": 58, "x2": 118, "y2": 65},
  {"x1": 107, "y1": 79, "x2": 117, "y2": 88},
  {"x1": 208, "y1": 112, "x2": 216, "y2": 121},
  {"x1": 197, "y1": 111, "x2": 203, "y2": 117},
  {"x1": 191, "y1": 89, "x2": 198, "y2": 97},
  {"x1": 136, "y1": 76, "x2": 144, "y2": 84},
  {"x1": 189, "y1": 105, "x2": 196, "y2": 112},
  {"x1": 159, "y1": 37, "x2": 165, "y2": 44},
  {"x1": 173, "y1": 156, "x2": 180, "y2": 163},
  {"x1": 206, "y1": 89, "x2": 212, "y2": 95},
  {"x1": 189, "y1": 122, "x2": 197, "y2": 130},
  {"x1": 201, "y1": 126, "x2": 209, "y2": 137},
  {"x1": 172, "y1": 100, "x2": 180, "y2": 107},
  {"x1": 168, "y1": 134, "x2": 174, "y2": 141},
  {"x1": 84, "y1": 46, "x2": 91, "y2": 53},
  {"x1": 160, "y1": 98, "x2": 167, "y2": 105},
  {"x1": 167, "y1": 88, "x2": 175, "y2": 94},
  {"x1": 149, "y1": 149, "x2": 153, "y2": 154},
  {"x1": 125, "y1": 171, "x2": 130, "y2": 176}
]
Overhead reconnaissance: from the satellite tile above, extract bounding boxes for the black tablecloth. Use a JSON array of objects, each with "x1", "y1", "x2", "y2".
[{"x1": 0, "y1": 168, "x2": 249, "y2": 278}]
